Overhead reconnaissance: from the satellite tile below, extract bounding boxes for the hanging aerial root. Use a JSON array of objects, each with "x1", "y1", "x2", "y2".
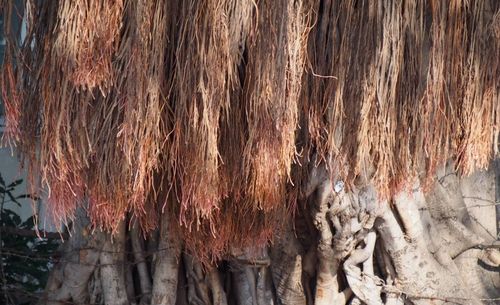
[
  {"x1": 0, "y1": 1, "x2": 23, "y2": 145},
  {"x1": 53, "y1": 0, "x2": 124, "y2": 91},
  {"x1": 300, "y1": 0, "x2": 498, "y2": 198},
  {"x1": 171, "y1": 0, "x2": 238, "y2": 223},
  {"x1": 243, "y1": 0, "x2": 312, "y2": 210},
  {"x1": 112, "y1": 0, "x2": 168, "y2": 231},
  {"x1": 0, "y1": 63, "x2": 21, "y2": 145},
  {"x1": 1, "y1": 0, "x2": 499, "y2": 262},
  {"x1": 179, "y1": 198, "x2": 282, "y2": 265}
]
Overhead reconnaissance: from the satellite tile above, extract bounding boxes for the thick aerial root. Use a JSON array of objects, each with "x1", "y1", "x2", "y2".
[
  {"x1": 344, "y1": 231, "x2": 382, "y2": 305},
  {"x1": 40, "y1": 208, "x2": 104, "y2": 305},
  {"x1": 99, "y1": 221, "x2": 129, "y2": 305},
  {"x1": 151, "y1": 212, "x2": 181, "y2": 305},
  {"x1": 302, "y1": 164, "x2": 499, "y2": 305},
  {"x1": 131, "y1": 221, "x2": 152, "y2": 304},
  {"x1": 269, "y1": 223, "x2": 306, "y2": 305}
]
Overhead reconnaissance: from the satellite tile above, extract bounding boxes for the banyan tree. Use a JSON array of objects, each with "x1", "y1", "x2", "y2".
[{"x1": 1, "y1": 0, "x2": 499, "y2": 304}]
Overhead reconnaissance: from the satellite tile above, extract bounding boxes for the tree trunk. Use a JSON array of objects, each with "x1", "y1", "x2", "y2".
[{"x1": 35, "y1": 164, "x2": 500, "y2": 305}]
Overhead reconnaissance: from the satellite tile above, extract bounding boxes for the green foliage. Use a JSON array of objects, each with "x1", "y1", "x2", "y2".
[{"x1": 0, "y1": 172, "x2": 59, "y2": 305}]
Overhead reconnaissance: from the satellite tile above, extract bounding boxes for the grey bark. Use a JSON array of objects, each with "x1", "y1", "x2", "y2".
[
  {"x1": 495, "y1": 159, "x2": 500, "y2": 240},
  {"x1": 131, "y1": 221, "x2": 152, "y2": 304},
  {"x1": 100, "y1": 221, "x2": 130, "y2": 305},
  {"x1": 37, "y1": 162, "x2": 500, "y2": 305},
  {"x1": 270, "y1": 223, "x2": 306, "y2": 305},
  {"x1": 151, "y1": 212, "x2": 181, "y2": 305},
  {"x1": 40, "y1": 207, "x2": 104, "y2": 305}
]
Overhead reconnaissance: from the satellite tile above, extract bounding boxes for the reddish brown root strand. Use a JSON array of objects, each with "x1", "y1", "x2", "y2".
[{"x1": 0, "y1": 0, "x2": 498, "y2": 263}]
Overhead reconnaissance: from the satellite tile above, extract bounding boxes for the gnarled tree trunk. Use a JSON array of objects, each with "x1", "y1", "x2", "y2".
[{"x1": 37, "y1": 163, "x2": 500, "y2": 305}]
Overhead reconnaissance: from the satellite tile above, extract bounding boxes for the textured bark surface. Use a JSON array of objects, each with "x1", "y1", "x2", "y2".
[
  {"x1": 34, "y1": 164, "x2": 500, "y2": 305},
  {"x1": 99, "y1": 221, "x2": 129, "y2": 305},
  {"x1": 151, "y1": 213, "x2": 181, "y2": 305}
]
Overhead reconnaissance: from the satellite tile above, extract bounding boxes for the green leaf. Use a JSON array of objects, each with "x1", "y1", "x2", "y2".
[
  {"x1": 1, "y1": 208, "x2": 22, "y2": 226},
  {"x1": 7, "y1": 179, "x2": 23, "y2": 188},
  {"x1": 6, "y1": 190, "x2": 21, "y2": 207},
  {"x1": 21, "y1": 216, "x2": 35, "y2": 229},
  {"x1": 0, "y1": 178, "x2": 57, "y2": 293}
]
